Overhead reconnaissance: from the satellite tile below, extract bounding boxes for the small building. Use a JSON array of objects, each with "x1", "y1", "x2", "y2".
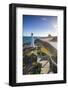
[{"x1": 48, "y1": 34, "x2": 52, "y2": 38}]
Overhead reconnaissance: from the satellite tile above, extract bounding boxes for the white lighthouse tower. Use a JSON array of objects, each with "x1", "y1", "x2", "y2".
[{"x1": 31, "y1": 33, "x2": 34, "y2": 47}]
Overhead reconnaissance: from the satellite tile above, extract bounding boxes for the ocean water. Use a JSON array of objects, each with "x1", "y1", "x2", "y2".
[{"x1": 23, "y1": 36, "x2": 37, "y2": 45}]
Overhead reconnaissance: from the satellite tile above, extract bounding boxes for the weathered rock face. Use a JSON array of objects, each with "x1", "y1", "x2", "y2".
[
  {"x1": 35, "y1": 39, "x2": 57, "y2": 56},
  {"x1": 50, "y1": 36, "x2": 57, "y2": 42}
]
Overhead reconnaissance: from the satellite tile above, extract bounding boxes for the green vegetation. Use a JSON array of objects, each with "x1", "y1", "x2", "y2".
[
  {"x1": 23, "y1": 53, "x2": 42, "y2": 74},
  {"x1": 31, "y1": 62, "x2": 42, "y2": 74}
]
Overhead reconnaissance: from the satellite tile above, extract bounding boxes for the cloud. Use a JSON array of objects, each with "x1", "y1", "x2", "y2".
[
  {"x1": 52, "y1": 24, "x2": 57, "y2": 30},
  {"x1": 41, "y1": 18, "x2": 47, "y2": 21}
]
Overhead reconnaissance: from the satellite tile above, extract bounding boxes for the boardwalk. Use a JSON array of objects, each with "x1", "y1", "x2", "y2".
[
  {"x1": 37, "y1": 45, "x2": 57, "y2": 74},
  {"x1": 40, "y1": 61, "x2": 50, "y2": 74},
  {"x1": 41, "y1": 47, "x2": 57, "y2": 67}
]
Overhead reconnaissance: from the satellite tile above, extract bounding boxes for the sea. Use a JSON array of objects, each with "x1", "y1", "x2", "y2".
[{"x1": 23, "y1": 36, "x2": 37, "y2": 45}]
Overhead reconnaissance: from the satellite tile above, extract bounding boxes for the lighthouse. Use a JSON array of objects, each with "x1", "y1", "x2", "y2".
[{"x1": 31, "y1": 33, "x2": 34, "y2": 47}]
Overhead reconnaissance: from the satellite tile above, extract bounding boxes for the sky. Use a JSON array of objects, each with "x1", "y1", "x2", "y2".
[{"x1": 23, "y1": 15, "x2": 57, "y2": 37}]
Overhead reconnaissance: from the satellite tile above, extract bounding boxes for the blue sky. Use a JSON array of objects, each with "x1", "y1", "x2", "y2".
[{"x1": 23, "y1": 15, "x2": 57, "y2": 36}]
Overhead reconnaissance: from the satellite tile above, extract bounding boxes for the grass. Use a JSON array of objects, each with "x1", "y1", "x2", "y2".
[{"x1": 41, "y1": 47, "x2": 51, "y2": 56}]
